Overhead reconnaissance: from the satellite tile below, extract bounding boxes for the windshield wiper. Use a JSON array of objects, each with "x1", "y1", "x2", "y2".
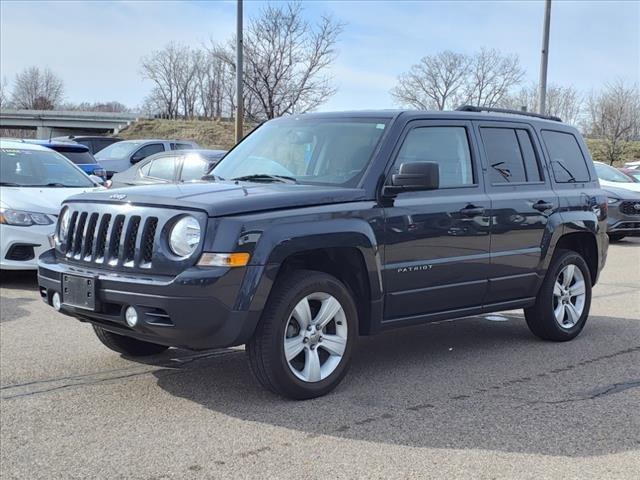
[
  {"x1": 553, "y1": 161, "x2": 576, "y2": 183},
  {"x1": 231, "y1": 174, "x2": 297, "y2": 184}
]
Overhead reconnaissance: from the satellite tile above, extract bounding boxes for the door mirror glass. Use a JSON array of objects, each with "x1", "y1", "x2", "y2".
[
  {"x1": 389, "y1": 161, "x2": 439, "y2": 192},
  {"x1": 88, "y1": 174, "x2": 104, "y2": 185}
]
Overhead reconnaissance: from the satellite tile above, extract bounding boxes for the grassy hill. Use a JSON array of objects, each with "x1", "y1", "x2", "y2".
[
  {"x1": 117, "y1": 119, "x2": 640, "y2": 166},
  {"x1": 116, "y1": 119, "x2": 254, "y2": 150}
]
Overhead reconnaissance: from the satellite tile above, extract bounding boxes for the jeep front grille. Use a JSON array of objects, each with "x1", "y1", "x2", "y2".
[{"x1": 60, "y1": 209, "x2": 159, "y2": 269}]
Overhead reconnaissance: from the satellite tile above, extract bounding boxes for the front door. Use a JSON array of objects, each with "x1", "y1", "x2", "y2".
[{"x1": 382, "y1": 120, "x2": 491, "y2": 323}]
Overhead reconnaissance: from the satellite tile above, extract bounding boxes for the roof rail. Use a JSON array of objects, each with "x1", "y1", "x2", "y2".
[{"x1": 455, "y1": 105, "x2": 562, "y2": 122}]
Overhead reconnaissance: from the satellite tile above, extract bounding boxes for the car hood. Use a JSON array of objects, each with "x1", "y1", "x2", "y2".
[
  {"x1": 65, "y1": 181, "x2": 368, "y2": 217},
  {"x1": 0, "y1": 186, "x2": 103, "y2": 214},
  {"x1": 599, "y1": 178, "x2": 640, "y2": 192},
  {"x1": 601, "y1": 185, "x2": 640, "y2": 200}
]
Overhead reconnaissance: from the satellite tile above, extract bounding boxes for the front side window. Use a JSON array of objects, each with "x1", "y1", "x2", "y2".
[
  {"x1": 392, "y1": 126, "x2": 474, "y2": 188},
  {"x1": 542, "y1": 130, "x2": 590, "y2": 183},
  {"x1": 134, "y1": 143, "x2": 165, "y2": 160},
  {"x1": 0, "y1": 148, "x2": 94, "y2": 187},
  {"x1": 146, "y1": 156, "x2": 176, "y2": 180},
  {"x1": 180, "y1": 155, "x2": 208, "y2": 181},
  {"x1": 212, "y1": 118, "x2": 388, "y2": 186},
  {"x1": 482, "y1": 127, "x2": 542, "y2": 183}
]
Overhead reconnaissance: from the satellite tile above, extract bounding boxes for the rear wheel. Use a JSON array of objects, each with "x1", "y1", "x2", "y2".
[
  {"x1": 93, "y1": 326, "x2": 168, "y2": 356},
  {"x1": 525, "y1": 249, "x2": 592, "y2": 341},
  {"x1": 246, "y1": 270, "x2": 357, "y2": 400}
]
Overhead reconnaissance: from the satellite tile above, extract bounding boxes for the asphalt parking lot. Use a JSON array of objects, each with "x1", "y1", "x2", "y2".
[{"x1": 1, "y1": 239, "x2": 639, "y2": 480}]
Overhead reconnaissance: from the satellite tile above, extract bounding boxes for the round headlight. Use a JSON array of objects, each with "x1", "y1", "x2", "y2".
[
  {"x1": 58, "y1": 208, "x2": 71, "y2": 241},
  {"x1": 169, "y1": 216, "x2": 201, "y2": 257}
]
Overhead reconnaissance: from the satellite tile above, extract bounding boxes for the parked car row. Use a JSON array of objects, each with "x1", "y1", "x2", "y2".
[
  {"x1": 592, "y1": 161, "x2": 640, "y2": 241},
  {"x1": 1, "y1": 136, "x2": 211, "y2": 270}
]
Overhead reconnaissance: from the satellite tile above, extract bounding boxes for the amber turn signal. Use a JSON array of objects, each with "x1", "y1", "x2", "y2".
[{"x1": 197, "y1": 252, "x2": 250, "y2": 267}]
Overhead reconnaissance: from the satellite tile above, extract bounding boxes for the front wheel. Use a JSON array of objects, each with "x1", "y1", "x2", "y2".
[
  {"x1": 246, "y1": 270, "x2": 357, "y2": 400},
  {"x1": 525, "y1": 249, "x2": 592, "y2": 341}
]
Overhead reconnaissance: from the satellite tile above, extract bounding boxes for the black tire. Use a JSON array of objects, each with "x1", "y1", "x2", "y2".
[
  {"x1": 608, "y1": 233, "x2": 625, "y2": 242},
  {"x1": 525, "y1": 249, "x2": 592, "y2": 341},
  {"x1": 93, "y1": 325, "x2": 169, "y2": 356},
  {"x1": 246, "y1": 270, "x2": 357, "y2": 400}
]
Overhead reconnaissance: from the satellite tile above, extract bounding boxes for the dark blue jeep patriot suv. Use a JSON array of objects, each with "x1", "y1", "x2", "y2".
[{"x1": 38, "y1": 107, "x2": 609, "y2": 399}]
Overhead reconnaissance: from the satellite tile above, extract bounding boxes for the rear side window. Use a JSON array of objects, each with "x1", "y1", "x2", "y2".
[
  {"x1": 482, "y1": 128, "x2": 541, "y2": 183},
  {"x1": 171, "y1": 143, "x2": 194, "y2": 151},
  {"x1": 393, "y1": 126, "x2": 474, "y2": 188},
  {"x1": 542, "y1": 130, "x2": 590, "y2": 183}
]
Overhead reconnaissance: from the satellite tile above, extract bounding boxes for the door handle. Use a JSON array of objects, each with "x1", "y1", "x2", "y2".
[
  {"x1": 532, "y1": 201, "x2": 554, "y2": 212},
  {"x1": 460, "y1": 205, "x2": 485, "y2": 217}
]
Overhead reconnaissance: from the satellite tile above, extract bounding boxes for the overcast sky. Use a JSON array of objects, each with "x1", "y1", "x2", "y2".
[{"x1": 1, "y1": 0, "x2": 638, "y2": 111}]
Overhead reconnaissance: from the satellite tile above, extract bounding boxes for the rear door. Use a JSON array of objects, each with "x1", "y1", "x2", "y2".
[
  {"x1": 476, "y1": 121, "x2": 558, "y2": 304},
  {"x1": 382, "y1": 120, "x2": 491, "y2": 322}
]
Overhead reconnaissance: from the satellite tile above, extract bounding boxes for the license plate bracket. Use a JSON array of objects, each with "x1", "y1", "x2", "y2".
[{"x1": 62, "y1": 274, "x2": 96, "y2": 310}]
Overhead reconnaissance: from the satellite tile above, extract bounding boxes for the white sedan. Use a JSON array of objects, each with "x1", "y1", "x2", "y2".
[
  {"x1": 594, "y1": 161, "x2": 640, "y2": 192},
  {"x1": 0, "y1": 140, "x2": 102, "y2": 270}
]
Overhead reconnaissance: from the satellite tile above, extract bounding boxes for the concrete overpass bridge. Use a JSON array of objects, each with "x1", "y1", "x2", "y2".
[{"x1": 0, "y1": 109, "x2": 141, "y2": 138}]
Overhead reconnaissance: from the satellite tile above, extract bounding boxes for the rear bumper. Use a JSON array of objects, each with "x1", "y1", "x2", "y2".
[{"x1": 37, "y1": 250, "x2": 261, "y2": 349}]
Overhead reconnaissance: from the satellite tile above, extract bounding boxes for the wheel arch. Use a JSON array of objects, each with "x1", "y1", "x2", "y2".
[{"x1": 242, "y1": 219, "x2": 384, "y2": 336}]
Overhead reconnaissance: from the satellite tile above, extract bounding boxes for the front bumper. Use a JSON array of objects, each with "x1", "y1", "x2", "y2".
[
  {"x1": 37, "y1": 250, "x2": 262, "y2": 350},
  {"x1": 1, "y1": 223, "x2": 54, "y2": 270},
  {"x1": 607, "y1": 202, "x2": 640, "y2": 235}
]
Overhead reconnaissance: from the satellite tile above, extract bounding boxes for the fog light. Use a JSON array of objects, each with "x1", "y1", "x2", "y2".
[
  {"x1": 52, "y1": 292, "x2": 61, "y2": 311},
  {"x1": 125, "y1": 306, "x2": 138, "y2": 327}
]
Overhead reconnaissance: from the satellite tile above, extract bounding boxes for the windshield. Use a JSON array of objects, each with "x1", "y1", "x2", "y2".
[
  {"x1": 95, "y1": 141, "x2": 140, "y2": 159},
  {"x1": 212, "y1": 118, "x2": 389, "y2": 186},
  {"x1": 56, "y1": 149, "x2": 97, "y2": 165},
  {"x1": 0, "y1": 148, "x2": 95, "y2": 187},
  {"x1": 595, "y1": 163, "x2": 633, "y2": 183}
]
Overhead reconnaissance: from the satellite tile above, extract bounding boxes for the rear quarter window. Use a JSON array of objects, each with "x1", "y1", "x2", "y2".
[{"x1": 541, "y1": 130, "x2": 590, "y2": 183}]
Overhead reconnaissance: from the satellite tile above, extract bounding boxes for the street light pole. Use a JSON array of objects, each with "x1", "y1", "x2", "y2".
[
  {"x1": 538, "y1": 0, "x2": 552, "y2": 115},
  {"x1": 235, "y1": 0, "x2": 244, "y2": 144}
]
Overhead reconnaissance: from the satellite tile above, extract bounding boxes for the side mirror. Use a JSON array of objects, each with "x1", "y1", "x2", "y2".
[
  {"x1": 384, "y1": 162, "x2": 439, "y2": 196},
  {"x1": 89, "y1": 175, "x2": 104, "y2": 185}
]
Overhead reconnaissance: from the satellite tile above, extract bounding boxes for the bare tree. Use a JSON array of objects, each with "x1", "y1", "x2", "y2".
[
  {"x1": 11, "y1": 66, "x2": 64, "y2": 110},
  {"x1": 584, "y1": 80, "x2": 640, "y2": 165},
  {"x1": 391, "y1": 49, "x2": 524, "y2": 110},
  {"x1": 507, "y1": 83, "x2": 583, "y2": 125},
  {"x1": 140, "y1": 43, "x2": 194, "y2": 119},
  {"x1": 61, "y1": 101, "x2": 130, "y2": 113},
  {"x1": 0, "y1": 77, "x2": 8, "y2": 109},
  {"x1": 390, "y1": 51, "x2": 469, "y2": 110},
  {"x1": 215, "y1": 3, "x2": 343, "y2": 120},
  {"x1": 461, "y1": 48, "x2": 525, "y2": 108}
]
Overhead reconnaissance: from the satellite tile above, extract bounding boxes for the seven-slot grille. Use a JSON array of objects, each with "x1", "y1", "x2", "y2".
[
  {"x1": 60, "y1": 209, "x2": 159, "y2": 269},
  {"x1": 620, "y1": 201, "x2": 640, "y2": 216}
]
